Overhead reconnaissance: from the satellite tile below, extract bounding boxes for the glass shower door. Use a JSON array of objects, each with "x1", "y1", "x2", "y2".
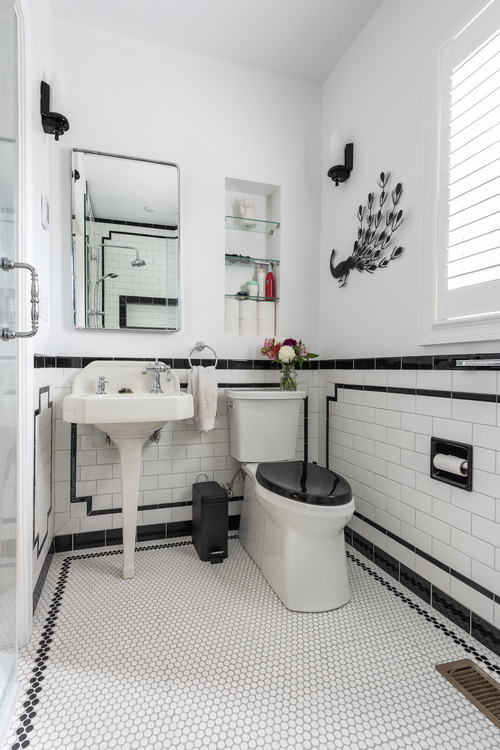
[{"x1": 0, "y1": 0, "x2": 18, "y2": 739}]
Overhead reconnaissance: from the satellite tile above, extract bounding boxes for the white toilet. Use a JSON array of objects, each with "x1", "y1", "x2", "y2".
[{"x1": 225, "y1": 388, "x2": 355, "y2": 612}]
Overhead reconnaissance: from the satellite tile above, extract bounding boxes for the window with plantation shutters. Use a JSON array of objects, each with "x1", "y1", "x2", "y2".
[{"x1": 422, "y1": 0, "x2": 500, "y2": 344}]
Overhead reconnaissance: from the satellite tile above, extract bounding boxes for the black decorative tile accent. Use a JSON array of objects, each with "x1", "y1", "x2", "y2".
[
  {"x1": 33, "y1": 351, "x2": 500, "y2": 371},
  {"x1": 386, "y1": 530, "x2": 415, "y2": 552},
  {"x1": 33, "y1": 551, "x2": 53, "y2": 613},
  {"x1": 136, "y1": 523, "x2": 166, "y2": 542},
  {"x1": 375, "y1": 357, "x2": 401, "y2": 369},
  {"x1": 344, "y1": 526, "x2": 352, "y2": 545},
  {"x1": 415, "y1": 548, "x2": 450, "y2": 573},
  {"x1": 364, "y1": 384, "x2": 388, "y2": 393},
  {"x1": 452, "y1": 390, "x2": 497, "y2": 403},
  {"x1": 34, "y1": 355, "x2": 45, "y2": 368},
  {"x1": 335, "y1": 358, "x2": 354, "y2": 370},
  {"x1": 55, "y1": 356, "x2": 82, "y2": 368},
  {"x1": 33, "y1": 387, "x2": 53, "y2": 560},
  {"x1": 53, "y1": 535, "x2": 72, "y2": 553},
  {"x1": 434, "y1": 355, "x2": 461, "y2": 370},
  {"x1": 105, "y1": 529, "x2": 123, "y2": 546},
  {"x1": 73, "y1": 531, "x2": 106, "y2": 550},
  {"x1": 319, "y1": 359, "x2": 336, "y2": 369},
  {"x1": 373, "y1": 547, "x2": 399, "y2": 580},
  {"x1": 228, "y1": 515, "x2": 240, "y2": 531},
  {"x1": 402, "y1": 356, "x2": 433, "y2": 369},
  {"x1": 432, "y1": 587, "x2": 471, "y2": 632},
  {"x1": 352, "y1": 531, "x2": 373, "y2": 560},
  {"x1": 399, "y1": 564, "x2": 431, "y2": 604},
  {"x1": 354, "y1": 358, "x2": 376, "y2": 370},
  {"x1": 472, "y1": 613, "x2": 500, "y2": 657},
  {"x1": 167, "y1": 520, "x2": 192, "y2": 538},
  {"x1": 416, "y1": 388, "x2": 452, "y2": 399},
  {"x1": 228, "y1": 359, "x2": 253, "y2": 369},
  {"x1": 252, "y1": 359, "x2": 275, "y2": 370},
  {"x1": 451, "y1": 569, "x2": 493, "y2": 599}
]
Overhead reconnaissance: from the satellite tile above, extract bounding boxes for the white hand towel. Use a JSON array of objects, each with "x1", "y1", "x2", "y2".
[{"x1": 187, "y1": 365, "x2": 218, "y2": 432}]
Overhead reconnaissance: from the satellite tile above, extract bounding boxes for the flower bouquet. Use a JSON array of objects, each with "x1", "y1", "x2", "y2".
[{"x1": 260, "y1": 338, "x2": 318, "y2": 391}]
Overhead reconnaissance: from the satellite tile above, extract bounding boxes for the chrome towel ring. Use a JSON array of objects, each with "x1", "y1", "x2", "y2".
[{"x1": 188, "y1": 341, "x2": 218, "y2": 367}]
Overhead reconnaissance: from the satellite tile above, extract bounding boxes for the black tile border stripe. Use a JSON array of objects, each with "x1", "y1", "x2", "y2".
[
  {"x1": 9, "y1": 534, "x2": 500, "y2": 750},
  {"x1": 329, "y1": 382, "x2": 498, "y2": 403},
  {"x1": 34, "y1": 351, "x2": 500, "y2": 373},
  {"x1": 345, "y1": 537, "x2": 500, "y2": 661},
  {"x1": 33, "y1": 387, "x2": 53, "y2": 560},
  {"x1": 351, "y1": 510, "x2": 496, "y2": 602}
]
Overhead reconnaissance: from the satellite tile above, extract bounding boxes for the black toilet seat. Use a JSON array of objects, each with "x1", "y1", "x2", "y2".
[{"x1": 256, "y1": 461, "x2": 352, "y2": 506}]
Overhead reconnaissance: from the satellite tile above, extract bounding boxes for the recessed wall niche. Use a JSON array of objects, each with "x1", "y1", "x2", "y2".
[{"x1": 224, "y1": 177, "x2": 280, "y2": 337}]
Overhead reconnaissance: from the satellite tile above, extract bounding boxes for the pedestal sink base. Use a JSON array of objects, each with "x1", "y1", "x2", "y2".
[
  {"x1": 110, "y1": 436, "x2": 146, "y2": 579},
  {"x1": 63, "y1": 361, "x2": 194, "y2": 580}
]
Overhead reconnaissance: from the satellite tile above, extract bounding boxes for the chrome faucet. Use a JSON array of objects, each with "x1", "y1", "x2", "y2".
[
  {"x1": 141, "y1": 358, "x2": 171, "y2": 393},
  {"x1": 96, "y1": 376, "x2": 108, "y2": 394}
]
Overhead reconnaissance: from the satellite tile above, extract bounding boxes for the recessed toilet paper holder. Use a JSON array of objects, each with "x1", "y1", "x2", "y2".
[{"x1": 430, "y1": 437, "x2": 472, "y2": 492}]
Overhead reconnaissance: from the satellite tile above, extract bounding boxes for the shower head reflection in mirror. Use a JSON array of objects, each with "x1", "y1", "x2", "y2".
[
  {"x1": 89, "y1": 273, "x2": 120, "y2": 328},
  {"x1": 71, "y1": 149, "x2": 180, "y2": 331}
]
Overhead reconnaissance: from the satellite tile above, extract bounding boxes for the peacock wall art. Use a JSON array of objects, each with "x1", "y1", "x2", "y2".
[{"x1": 330, "y1": 172, "x2": 405, "y2": 288}]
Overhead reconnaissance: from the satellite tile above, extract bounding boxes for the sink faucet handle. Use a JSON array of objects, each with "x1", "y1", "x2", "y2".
[
  {"x1": 97, "y1": 375, "x2": 108, "y2": 394},
  {"x1": 141, "y1": 359, "x2": 170, "y2": 393}
]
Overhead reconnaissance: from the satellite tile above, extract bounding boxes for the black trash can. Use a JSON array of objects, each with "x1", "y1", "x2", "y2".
[{"x1": 192, "y1": 481, "x2": 228, "y2": 564}]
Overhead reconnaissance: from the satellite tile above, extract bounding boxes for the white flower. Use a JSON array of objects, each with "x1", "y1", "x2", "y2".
[{"x1": 278, "y1": 345, "x2": 296, "y2": 364}]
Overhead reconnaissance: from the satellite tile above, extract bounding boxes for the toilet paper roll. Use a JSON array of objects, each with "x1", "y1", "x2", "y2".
[
  {"x1": 257, "y1": 319, "x2": 275, "y2": 337},
  {"x1": 224, "y1": 317, "x2": 239, "y2": 336},
  {"x1": 257, "y1": 301, "x2": 275, "y2": 320},
  {"x1": 225, "y1": 297, "x2": 240, "y2": 318},
  {"x1": 239, "y1": 318, "x2": 258, "y2": 336},
  {"x1": 433, "y1": 453, "x2": 468, "y2": 476},
  {"x1": 239, "y1": 299, "x2": 258, "y2": 320}
]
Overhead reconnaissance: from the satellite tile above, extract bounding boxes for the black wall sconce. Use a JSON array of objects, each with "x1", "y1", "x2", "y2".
[
  {"x1": 40, "y1": 80, "x2": 69, "y2": 141},
  {"x1": 327, "y1": 130, "x2": 353, "y2": 186}
]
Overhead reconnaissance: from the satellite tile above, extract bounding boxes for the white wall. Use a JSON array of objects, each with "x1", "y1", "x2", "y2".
[
  {"x1": 22, "y1": 0, "x2": 54, "y2": 354},
  {"x1": 50, "y1": 20, "x2": 322, "y2": 360},
  {"x1": 319, "y1": 0, "x2": 495, "y2": 359}
]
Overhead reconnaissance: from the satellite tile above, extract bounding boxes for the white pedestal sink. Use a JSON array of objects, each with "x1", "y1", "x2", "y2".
[{"x1": 63, "y1": 361, "x2": 194, "y2": 579}]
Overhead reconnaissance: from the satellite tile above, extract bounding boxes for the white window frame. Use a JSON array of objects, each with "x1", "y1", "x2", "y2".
[{"x1": 420, "y1": 0, "x2": 500, "y2": 345}]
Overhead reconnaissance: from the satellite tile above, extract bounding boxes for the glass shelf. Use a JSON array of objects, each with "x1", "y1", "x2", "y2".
[
  {"x1": 225, "y1": 254, "x2": 280, "y2": 268},
  {"x1": 225, "y1": 294, "x2": 279, "y2": 302},
  {"x1": 225, "y1": 216, "x2": 280, "y2": 235}
]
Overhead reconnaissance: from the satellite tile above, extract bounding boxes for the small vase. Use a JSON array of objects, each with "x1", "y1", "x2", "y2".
[{"x1": 279, "y1": 363, "x2": 297, "y2": 391}]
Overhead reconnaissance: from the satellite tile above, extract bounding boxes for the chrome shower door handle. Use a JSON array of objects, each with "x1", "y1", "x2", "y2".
[{"x1": 1, "y1": 257, "x2": 39, "y2": 341}]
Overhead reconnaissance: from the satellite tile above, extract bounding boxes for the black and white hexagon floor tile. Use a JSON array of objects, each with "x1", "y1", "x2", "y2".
[{"x1": 3, "y1": 537, "x2": 500, "y2": 750}]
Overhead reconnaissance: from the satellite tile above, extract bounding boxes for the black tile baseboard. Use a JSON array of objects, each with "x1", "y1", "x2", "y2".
[{"x1": 54, "y1": 515, "x2": 241, "y2": 553}]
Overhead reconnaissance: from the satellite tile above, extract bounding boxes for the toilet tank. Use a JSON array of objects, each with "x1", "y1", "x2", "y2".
[{"x1": 225, "y1": 389, "x2": 306, "y2": 462}]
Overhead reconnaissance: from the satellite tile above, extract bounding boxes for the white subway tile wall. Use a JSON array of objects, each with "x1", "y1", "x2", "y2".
[
  {"x1": 326, "y1": 368, "x2": 500, "y2": 630},
  {"x1": 33, "y1": 360, "x2": 500, "y2": 638},
  {"x1": 46, "y1": 366, "x2": 315, "y2": 545}
]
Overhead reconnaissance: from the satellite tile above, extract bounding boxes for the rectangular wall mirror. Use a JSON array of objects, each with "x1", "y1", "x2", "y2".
[{"x1": 71, "y1": 149, "x2": 180, "y2": 331}]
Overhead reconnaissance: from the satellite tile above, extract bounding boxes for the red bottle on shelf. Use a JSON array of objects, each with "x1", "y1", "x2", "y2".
[{"x1": 265, "y1": 271, "x2": 275, "y2": 299}]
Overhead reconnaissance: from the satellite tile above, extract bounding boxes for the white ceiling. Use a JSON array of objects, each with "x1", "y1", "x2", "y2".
[{"x1": 49, "y1": 0, "x2": 383, "y2": 83}]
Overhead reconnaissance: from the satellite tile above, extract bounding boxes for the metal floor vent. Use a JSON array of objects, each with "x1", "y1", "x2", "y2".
[{"x1": 436, "y1": 659, "x2": 500, "y2": 730}]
